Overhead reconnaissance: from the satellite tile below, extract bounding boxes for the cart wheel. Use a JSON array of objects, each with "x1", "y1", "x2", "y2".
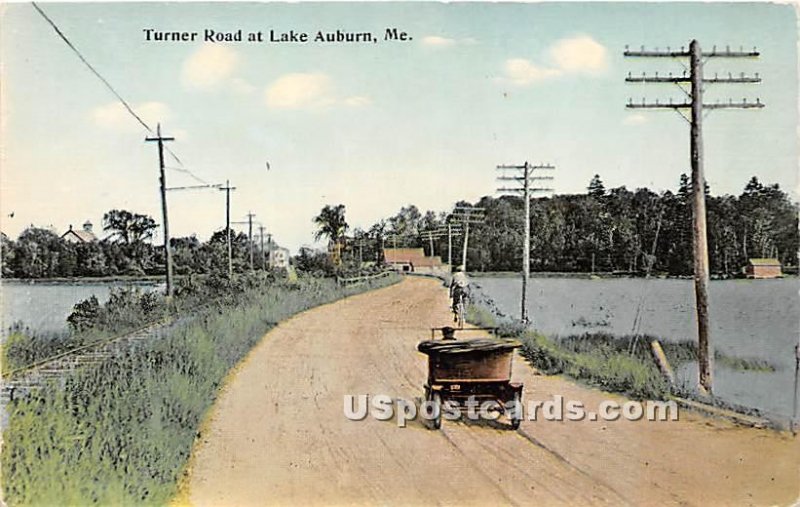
[
  {"x1": 430, "y1": 392, "x2": 442, "y2": 430},
  {"x1": 510, "y1": 391, "x2": 522, "y2": 430}
]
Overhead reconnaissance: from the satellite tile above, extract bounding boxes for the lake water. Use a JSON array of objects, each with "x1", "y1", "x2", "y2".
[
  {"x1": 473, "y1": 276, "x2": 800, "y2": 420},
  {"x1": 1, "y1": 281, "x2": 161, "y2": 336}
]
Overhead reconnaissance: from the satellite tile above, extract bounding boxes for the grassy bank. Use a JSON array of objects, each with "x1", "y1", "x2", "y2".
[
  {"x1": 2, "y1": 273, "x2": 399, "y2": 505},
  {"x1": 466, "y1": 304, "x2": 775, "y2": 401}
]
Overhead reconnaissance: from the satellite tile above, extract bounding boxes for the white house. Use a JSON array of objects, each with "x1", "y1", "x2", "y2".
[{"x1": 270, "y1": 247, "x2": 290, "y2": 269}]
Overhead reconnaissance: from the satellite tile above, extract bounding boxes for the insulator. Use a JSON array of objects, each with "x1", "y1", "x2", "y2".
[
  {"x1": 655, "y1": 71, "x2": 659, "y2": 77},
  {"x1": 726, "y1": 45, "x2": 730, "y2": 52},
  {"x1": 655, "y1": 98, "x2": 659, "y2": 105},
  {"x1": 712, "y1": 45, "x2": 717, "y2": 52},
  {"x1": 624, "y1": 44, "x2": 629, "y2": 50},
  {"x1": 714, "y1": 72, "x2": 718, "y2": 79},
  {"x1": 740, "y1": 72, "x2": 744, "y2": 78},
  {"x1": 728, "y1": 72, "x2": 732, "y2": 79},
  {"x1": 667, "y1": 46, "x2": 671, "y2": 52},
  {"x1": 681, "y1": 46, "x2": 685, "y2": 52},
  {"x1": 640, "y1": 45, "x2": 645, "y2": 52},
  {"x1": 739, "y1": 45, "x2": 743, "y2": 52},
  {"x1": 756, "y1": 97, "x2": 761, "y2": 104},
  {"x1": 669, "y1": 97, "x2": 673, "y2": 104},
  {"x1": 755, "y1": 72, "x2": 759, "y2": 78}
]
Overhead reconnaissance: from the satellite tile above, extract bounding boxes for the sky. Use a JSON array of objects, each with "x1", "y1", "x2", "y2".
[{"x1": 1, "y1": 2, "x2": 797, "y2": 252}]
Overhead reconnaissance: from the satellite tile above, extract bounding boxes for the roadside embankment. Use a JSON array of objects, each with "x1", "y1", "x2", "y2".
[{"x1": 1, "y1": 273, "x2": 399, "y2": 505}]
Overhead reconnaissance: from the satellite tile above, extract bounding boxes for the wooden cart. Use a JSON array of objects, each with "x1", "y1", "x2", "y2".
[{"x1": 418, "y1": 328, "x2": 523, "y2": 429}]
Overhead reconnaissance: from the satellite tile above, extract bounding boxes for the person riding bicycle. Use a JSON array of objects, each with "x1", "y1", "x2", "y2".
[{"x1": 449, "y1": 265, "x2": 470, "y2": 318}]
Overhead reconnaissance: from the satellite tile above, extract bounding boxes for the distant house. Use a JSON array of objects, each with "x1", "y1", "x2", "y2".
[
  {"x1": 383, "y1": 248, "x2": 446, "y2": 274},
  {"x1": 270, "y1": 247, "x2": 290, "y2": 269},
  {"x1": 61, "y1": 220, "x2": 97, "y2": 243},
  {"x1": 745, "y1": 258, "x2": 782, "y2": 279},
  {"x1": 384, "y1": 248, "x2": 425, "y2": 272}
]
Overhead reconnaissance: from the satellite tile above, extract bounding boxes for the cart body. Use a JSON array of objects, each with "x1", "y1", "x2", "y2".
[{"x1": 417, "y1": 332, "x2": 523, "y2": 429}]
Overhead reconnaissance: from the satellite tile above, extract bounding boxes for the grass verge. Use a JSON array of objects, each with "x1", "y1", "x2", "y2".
[{"x1": 2, "y1": 274, "x2": 399, "y2": 505}]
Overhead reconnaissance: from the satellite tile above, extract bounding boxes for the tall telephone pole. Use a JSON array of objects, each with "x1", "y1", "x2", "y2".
[
  {"x1": 497, "y1": 162, "x2": 555, "y2": 323},
  {"x1": 258, "y1": 225, "x2": 267, "y2": 270},
  {"x1": 625, "y1": 40, "x2": 763, "y2": 393},
  {"x1": 145, "y1": 124, "x2": 175, "y2": 297},
  {"x1": 246, "y1": 212, "x2": 256, "y2": 270},
  {"x1": 219, "y1": 180, "x2": 237, "y2": 278},
  {"x1": 450, "y1": 207, "x2": 485, "y2": 272},
  {"x1": 232, "y1": 213, "x2": 258, "y2": 271}
]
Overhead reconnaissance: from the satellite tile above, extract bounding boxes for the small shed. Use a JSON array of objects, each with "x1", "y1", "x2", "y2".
[{"x1": 745, "y1": 258, "x2": 782, "y2": 279}]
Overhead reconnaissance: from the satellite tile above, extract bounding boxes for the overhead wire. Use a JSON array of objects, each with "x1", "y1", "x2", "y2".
[{"x1": 30, "y1": 2, "x2": 208, "y2": 185}]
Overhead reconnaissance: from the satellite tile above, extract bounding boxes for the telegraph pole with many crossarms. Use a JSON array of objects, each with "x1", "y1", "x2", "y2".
[
  {"x1": 624, "y1": 40, "x2": 763, "y2": 394},
  {"x1": 497, "y1": 162, "x2": 555, "y2": 323}
]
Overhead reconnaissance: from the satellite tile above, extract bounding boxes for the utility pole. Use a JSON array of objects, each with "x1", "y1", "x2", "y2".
[
  {"x1": 232, "y1": 213, "x2": 258, "y2": 271},
  {"x1": 145, "y1": 124, "x2": 175, "y2": 297},
  {"x1": 246, "y1": 212, "x2": 256, "y2": 271},
  {"x1": 450, "y1": 207, "x2": 485, "y2": 271},
  {"x1": 497, "y1": 162, "x2": 555, "y2": 323},
  {"x1": 443, "y1": 222, "x2": 462, "y2": 268},
  {"x1": 258, "y1": 225, "x2": 267, "y2": 270},
  {"x1": 625, "y1": 40, "x2": 763, "y2": 394},
  {"x1": 219, "y1": 180, "x2": 237, "y2": 278}
]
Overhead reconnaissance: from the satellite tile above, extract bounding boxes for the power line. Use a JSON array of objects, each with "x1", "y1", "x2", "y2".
[
  {"x1": 497, "y1": 162, "x2": 555, "y2": 323},
  {"x1": 624, "y1": 39, "x2": 763, "y2": 395},
  {"x1": 30, "y1": 2, "x2": 207, "y2": 184}
]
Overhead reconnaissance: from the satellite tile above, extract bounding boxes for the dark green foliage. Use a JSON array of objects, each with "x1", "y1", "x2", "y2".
[
  {"x1": 66, "y1": 295, "x2": 102, "y2": 332},
  {"x1": 358, "y1": 175, "x2": 798, "y2": 276}
]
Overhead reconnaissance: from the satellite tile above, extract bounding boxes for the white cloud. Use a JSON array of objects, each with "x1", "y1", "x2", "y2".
[
  {"x1": 265, "y1": 73, "x2": 371, "y2": 110},
  {"x1": 182, "y1": 44, "x2": 240, "y2": 90},
  {"x1": 500, "y1": 35, "x2": 608, "y2": 86},
  {"x1": 421, "y1": 35, "x2": 477, "y2": 48},
  {"x1": 548, "y1": 35, "x2": 609, "y2": 74},
  {"x1": 623, "y1": 113, "x2": 648, "y2": 126},
  {"x1": 343, "y1": 96, "x2": 372, "y2": 107},
  {"x1": 422, "y1": 36, "x2": 456, "y2": 47},
  {"x1": 91, "y1": 101, "x2": 171, "y2": 131},
  {"x1": 502, "y1": 58, "x2": 561, "y2": 85}
]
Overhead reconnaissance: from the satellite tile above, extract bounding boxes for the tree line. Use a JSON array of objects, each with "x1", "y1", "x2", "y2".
[
  {"x1": 0, "y1": 209, "x2": 268, "y2": 279},
  {"x1": 328, "y1": 175, "x2": 798, "y2": 276}
]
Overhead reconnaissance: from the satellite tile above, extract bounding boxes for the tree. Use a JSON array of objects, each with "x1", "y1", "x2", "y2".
[
  {"x1": 588, "y1": 174, "x2": 606, "y2": 198},
  {"x1": 313, "y1": 204, "x2": 349, "y2": 245},
  {"x1": 102, "y1": 209, "x2": 157, "y2": 245},
  {"x1": 314, "y1": 204, "x2": 349, "y2": 265}
]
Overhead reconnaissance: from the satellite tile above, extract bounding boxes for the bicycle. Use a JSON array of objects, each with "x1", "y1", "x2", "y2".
[{"x1": 452, "y1": 290, "x2": 467, "y2": 329}]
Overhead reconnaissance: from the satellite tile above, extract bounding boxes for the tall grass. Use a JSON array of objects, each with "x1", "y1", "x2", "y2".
[
  {"x1": 466, "y1": 303, "x2": 670, "y2": 400},
  {"x1": 2, "y1": 274, "x2": 399, "y2": 505}
]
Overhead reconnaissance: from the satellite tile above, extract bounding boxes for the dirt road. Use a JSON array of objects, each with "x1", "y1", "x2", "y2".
[{"x1": 183, "y1": 277, "x2": 800, "y2": 506}]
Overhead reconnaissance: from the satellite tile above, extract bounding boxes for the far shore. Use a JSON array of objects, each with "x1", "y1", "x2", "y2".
[{"x1": 1, "y1": 275, "x2": 165, "y2": 285}]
